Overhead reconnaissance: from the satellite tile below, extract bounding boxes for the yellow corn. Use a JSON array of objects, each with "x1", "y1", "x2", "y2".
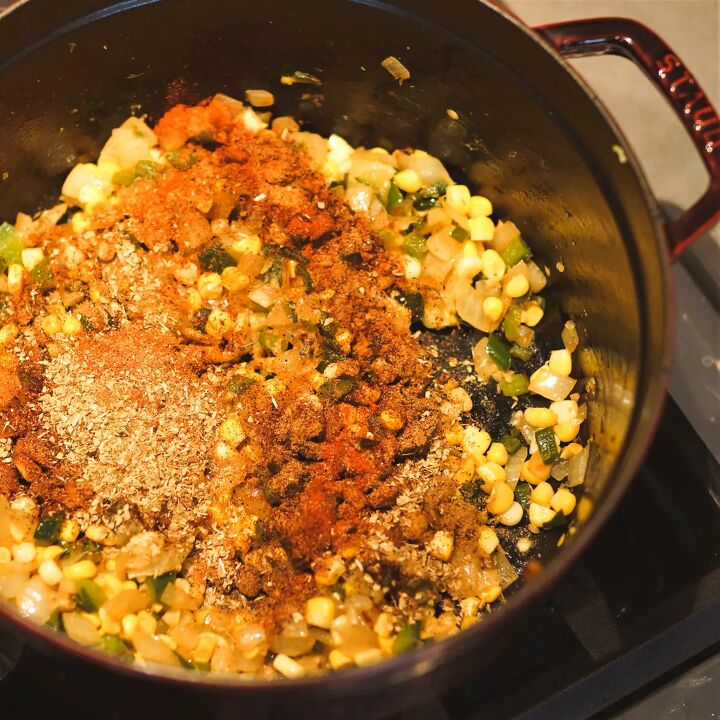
[
  {"x1": 487, "y1": 480, "x2": 514, "y2": 515},
  {"x1": 469, "y1": 195, "x2": 493, "y2": 218},
  {"x1": 394, "y1": 169, "x2": 422, "y2": 193},
  {"x1": 505, "y1": 274, "x2": 529, "y2": 298},
  {"x1": 197, "y1": 272, "x2": 223, "y2": 300}
]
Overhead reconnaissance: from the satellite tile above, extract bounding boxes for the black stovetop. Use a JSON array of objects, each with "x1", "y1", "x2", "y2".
[{"x1": 1, "y1": 396, "x2": 719, "y2": 720}]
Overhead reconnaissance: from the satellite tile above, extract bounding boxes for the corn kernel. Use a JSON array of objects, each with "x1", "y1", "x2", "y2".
[
  {"x1": 521, "y1": 303, "x2": 544, "y2": 327},
  {"x1": 477, "y1": 525, "x2": 499, "y2": 555},
  {"x1": 394, "y1": 169, "x2": 422, "y2": 193},
  {"x1": 205, "y1": 309, "x2": 233, "y2": 338},
  {"x1": 487, "y1": 480, "x2": 514, "y2": 515},
  {"x1": 455, "y1": 255, "x2": 484, "y2": 281},
  {"x1": 162, "y1": 609, "x2": 181, "y2": 627},
  {"x1": 136, "y1": 610, "x2": 157, "y2": 635},
  {"x1": 486, "y1": 442, "x2": 508, "y2": 466},
  {"x1": 62, "y1": 315, "x2": 83, "y2": 336},
  {"x1": 328, "y1": 649, "x2": 353, "y2": 670},
  {"x1": 218, "y1": 416, "x2": 245, "y2": 447},
  {"x1": 549, "y1": 349, "x2": 573, "y2": 376},
  {"x1": 72, "y1": 212, "x2": 91, "y2": 233},
  {"x1": 481, "y1": 249, "x2": 506, "y2": 281},
  {"x1": 560, "y1": 442, "x2": 584, "y2": 460},
  {"x1": 354, "y1": 648, "x2": 384, "y2": 667},
  {"x1": 197, "y1": 272, "x2": 223, "y2": 300},
  {"x1": 7, "y1": 264, "x2": 23, "y2": 294},
  {"x1": 13, "y1": 542, "x2": 36, "y2": 564},
  {"x1": 85, "y1": 524, "x2": 115, "y2": 545},
  {"x1": 460, "y1": 597, "x2": 482, "y2": 618},
  {"x1": 63, "y1": 560, "x2": 97, "y2": 580},
  {"x1": 480, "y1": 584, "x2": 502, "y2": 604},
  {"x1": 313, "y1": 555, "x2": 346, "y2": 586},
  {"x1": 469, "y1": 195, "x2": 493, "y2": 218},
  {"x1": 40, "y1": 314, "x2": 63, "y2": 336},
  {"x1": 463, "y1": 426, "x2": 491, "y2": 462},
  {"x1": 379, "y1": 410, "x2": 404, "y2": 431},
  {"x1": 0, "y1": 547, "x2": 11, "y2": 563},
  {"x1": 446, "y1": 184, "x2": 471, "y2": 214},
  {"x1": 0, "y1": 322, "x2": 18, "y2": 347},
  {"x1": 477, "y1": 462, "x2": 506, "y2": 492},
  {"x1": 121, "y1": 614, "x2": 138, "y2": 639},
  {"x1": 273, "y1": 653, "x2": 306, "y2": 679},
  {"x1": 191, "y1": 634, "x2": 218, "y2": 664},
  {"x1": 516, "y1": 537, "x2": 533, "y2": 553},
  {"x1": 174, "y1": 261, "x2": 199, "y2": 286},
  {"x1": 462, "y1": 240, "x2": 478, "y2": 258},
  {"x1": 444, "y1": 424, "x2": 464, "y2": 446},
  {"x1": 482, "y1": 296, "x2": 504, "y2": 323},
  {"x1": 551, "y1": 487, "x2": 577, "y2": 516},
  {"x1": 528, "y1": 502, "x2": 557, "y2": 528},
  {"x1": 555, "y1": 421, "x2": 580, "y2": 443},
  {"x1": 447, "y1": 386, "x2": 473, "y2": 412},
  {"x1": 453, "y1": 456, "x2": 475, "y2": 485},
  {"x1": 99, "y1": 607, "x2": 121, "y2": 636},
  {"x1": 21, "y1": 248, "x2": 44, "y2": 271},
  {"x1": 59, "y1": 518, "x2": 80, "y2": 543},
  {"x1": 42, "y1": 545, "x2": 64, "y2": 561},
  {"x1": 373, "y1": 612, "x2": 394, "y2": 638},
  {"x1": 505, "y1": 273, "x2": 530, "y2": 298},
  {"x1": 524, "y1": 407, "x2": 558, "y2": 429},
  {"x1": 428, "y1": 530, "x2": 454, "y2": 561},
  {"x1": 221, "y1": 266, "x2": 250, "y2": 292},
  {"x1": 230, "y1": 235, "x2": 262, "y2": 257},
  {"x1": 186, "y1": 288, "x2": 203, "y2": 312},
  {"x1": 498, "y1": 501, "x2": 523, "y2": 527},
  {"x1": 305, "y1": 597, "x2": 335, "y2": 629},
  {"x1": 468, "y1": 216, "x2": 495, "y2": 242},
  {"x1": 530, "y1": 481, "x2": 554, "y2": 507}
]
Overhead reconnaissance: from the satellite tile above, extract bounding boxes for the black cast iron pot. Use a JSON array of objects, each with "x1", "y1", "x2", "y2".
[{"x1": 0, "y1": 0, "x2": 718, "y2": 717}]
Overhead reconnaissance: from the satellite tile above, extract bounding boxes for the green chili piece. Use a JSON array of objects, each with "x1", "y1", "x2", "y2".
[
  {"x1": 146, "y1": 572, "x2": 177, "y2": 602},
  {"x1": 543, "y1": 511, "x2": 568, "y2": 530},
  {"x1": 502, "y1": 304, "x2": 522, "y2": 343},
  {"x1": 112, "y1": 168, "x2": 137, "y2": 186},
  {"x1": 486, "y1": 333, "x2": 511, "y2": 371},
  {"x1": 198, "y1": 242, "x2": 236, "y2": 274},
  {"x1": 500, "y1": 236, "x2": 531, "y2": 267},
  {"x1": 450, "y1": 226, "x2": 469, "y2": 242},
  {"x1": 135, "y1": 160, "x2": 160, "y2": 179},
  {"x1": 509, "y1": 343, "x2": 534, "y2": 362},
  {"x1": 396, "y1": 291, "x2": 425, "y2": 325},
  {"x1": 385, "y1": 179, "x2": 403, "y2": 210},
  {"x1": 500, "y1": 434, "x2": 522, "y2": 454},
  {"x1": 514, "y1": 481, "x2": 532, "y2": 511},
  {"x1": 34, "y1": 511, "x2": 65, "y2": 546},
  {"x1": 535, "y1": 427, "x2": 560, "y2": 465},
  {"x1": 317, "y1": 377, "x2": 358, "y2": 403},
  {"x1": 74, "y1": 579, "x2": 106, "y2": 612},
  {"x1": 166, "y1": 147, "x2": 198, "y2": 170},
  {"x1": 0, "y1": 222, "x2": 23, "y2": 267},
  {"x1": 101, "y1": 635, "x2": 132, "y2": 656},
  {"x1": 498, "y1": 373, "x2": 529, "y2": 397},
  {"x1": 393, "y1": 621, "x2": 421, "y2": 654},
  {"x1": 227, "y1": 376, "x2": 256, "y2": 395},
  {"x1": 402, "y1": 233, "x2": 428, "y2": 260}
]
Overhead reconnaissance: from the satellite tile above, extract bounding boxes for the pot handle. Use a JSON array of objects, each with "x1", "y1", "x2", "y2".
[{"x1": 534, "y1": 17, "x2": 720, "y2": 258}]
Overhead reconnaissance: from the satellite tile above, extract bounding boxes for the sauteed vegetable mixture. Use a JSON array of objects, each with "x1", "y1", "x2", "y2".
[{"x1": 0, "y1": 94, "x2": 589, "y2": 677}]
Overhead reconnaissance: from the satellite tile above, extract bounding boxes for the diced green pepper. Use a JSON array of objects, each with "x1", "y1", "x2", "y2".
[
  {"x1": 509, "y1": 343, "x2": 534, "y2": 363},
  {"x1": 514, "y1": 481, "x2": 532, "y2": 511},
  {"x1": 33, "y1": 511, "x2": 65, "y2": 546},
  {"x1": 146, "y1": 572, "x2": 177, "y2": 603},
  {"x1": 262, "y1": 258, "x2": 284, "y2": 286},
  {"x1": 166, "y1": 147, "x2": 199, "y2": 170},
  {"x1": 317, "y1": 377, "x2": 358, "y2": 403},
  {"x1": 393, "y1": 621, "x2": 421, "y2": 654},
  {"x1": 459, "y1": 479, "x2": 484, "y2": 509},
  {"x1": 413, "y1": 195, "x2": 439, "y2": 211},
  {"x1": 385, "y1": 179, "x2": 403, "y2": 210},
  {"x1": 499, "y1": 236, "x2": 531, "y2": 267},
  {"x1": 500, "y1": 434, "x2": 522, "y2": 454},
  {"x1": 101, "y1": 635, "x2": 132, "y2": 657},
  {"x1": 296, "y1": 263, "x2": 313, "y2": 291},
  {"x1": 259, "y1": 330, "x2": 285, "y2": 355},
  {"x1": 498, "y1": 373, "x2": 529, "y2": 397},
  {"x1": 502, "y1": 304, "x2": 522, "y2": 343},
  {"x1": 544, "y1": 510, "x2": 568, "y2": 530},
  {"x1": 450, "y1": 226, "x2": 468, "y2": 242},
  {"x1": 198, "y1": 242, "x2": 236, "y2": 274},
  {"x1": 227, "y1": 376, "x2": 256, "y2": 395},
  {"x1": 29, "y1": 258, "x2": 57, "y2": 292},
  {"x1": 535, "y1": 427, "x2": 559, "y2": 465},
  {"x1": 135, "y1": 160, "x2": 160, "y2": 179},
  {"x1": 486, "y1": 333, "x2": 511, "y2": 371},
  {"x1": 402, "y1": 233, "x2": 428, "y2": 260},
  {"x1": 74, "y1": 579, "x2": 106, "y2": 612},
  {"x1": 0, "y1": 222, "x2": 23, "y2": 268},
  {"x1": 46, "y1": 610, "x2": 62, "y2": 631},
  {"x1": 112, "y1": 168, "x2": 137, "y2": 186},
  {"x1": 341, "y1": 252, "x2": 363, "y2": 269}
]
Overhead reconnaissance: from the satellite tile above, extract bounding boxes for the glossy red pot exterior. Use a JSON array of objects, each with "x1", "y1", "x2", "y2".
[{"x1": 0, "y1": 1, "x2": 717, "y2": 716}]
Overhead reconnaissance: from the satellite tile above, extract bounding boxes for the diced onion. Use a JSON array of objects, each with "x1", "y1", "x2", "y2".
[
  {"x1": 428, "y1": 230, "x2": 460, "y2": 262},
  {"x1": 567, "y1": 444, "x2": 590, "y2": 487},
  {"x1": 505, "y1": 446, "x2": 528, "y2": 489},
  {"x1": 491, "y1": 221, "x2": 520, "y2": 253},
  {"x1": 397, "y1": 152, "x2": 451, "y2": 187},
  {"x1": 131, "y1": 630, "x2": 181, "y2": 666},
  {"x1": 457, "y1": 289, "x2": 492, "y2": 332},
  {"x1": 526, "y1": 260, "x2": 548, "y2": 293},
  {"x1": 102, "y1": 587, "x2": 150, "y2": 620},
  {"x1": 63, "y1": 612, "x2": 102, "y2": 646},
  {"x1": 271, "y1": 620, "x2": 317, "y2": 657},
  {"x1": 248, "y1": 286, "x2": 277, "y2": 310},
  {"x1": 381, "y1": 56, "x2": 410, "y2": 83},
  {"x1": 562, "y1": 321, "x2": 579, "y2": 353},
  {"x1": 551, "y1": 458, "x2": 569, "y2": 481},
  {"x1": 493, "y1": 550, "x2": 519, "y2": 589},
  {"x1": 245, "y1": 89, "x2": 275, "y2": 107},
  {"x1": 529, "y1": 367, "x2": 576, "y2": 401}
]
